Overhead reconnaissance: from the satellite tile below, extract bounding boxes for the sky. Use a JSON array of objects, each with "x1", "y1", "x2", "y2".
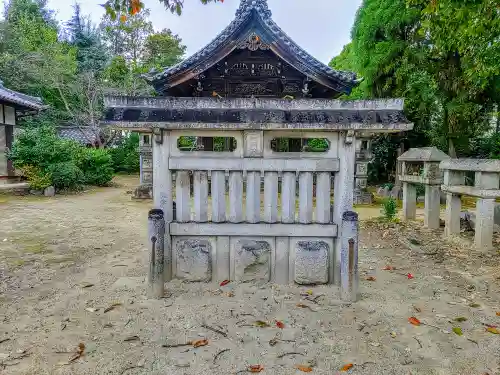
[{"x1": 6, "y1": 0, "x2": 363, "y2": 64}]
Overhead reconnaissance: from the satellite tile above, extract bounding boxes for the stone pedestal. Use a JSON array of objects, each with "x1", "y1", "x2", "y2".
[
  {"x1": 424, "y1": 185, "x2": 441, "y2": 229},
  {"x1": 402, "y1": 182, "x2": 416, "y2": 220}
]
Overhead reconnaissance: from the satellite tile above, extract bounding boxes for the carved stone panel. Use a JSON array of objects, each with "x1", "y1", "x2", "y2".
[
  {"x1": 294, "y1": 241, "x2": 329, "y2": 285},
  {"x1": 175, "y1": 238, "x2": 212, "y2": 282},
  {"x1": 233, "y1": 239, "x2": 271, "y2": 282},
  {"x1": 356, "y1": 162, "x2": 368, "y2": 176},
  {"x1": 142, "y1": 171, "x2": 153, "y2": 184},
  {"x1": 244, "y1": 131, "x2": 264, "y2": 158},
  {"x1": 142, "y1": 157, "x2": 152, "y2": 170}
]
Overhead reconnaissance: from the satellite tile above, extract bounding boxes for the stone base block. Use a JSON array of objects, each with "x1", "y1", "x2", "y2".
[
  {"x1": 132, "y1": 184, "x2": 153, "y2": 200},
  {"x1": 292, "y1": 240, "x2": 330, "y2": 285},
  {"x1": 174, "y1": 238, "x2": 213, "y2": 282},
  {"x1": 231, "y1": 238, "x2": 271, "y2": 282}
]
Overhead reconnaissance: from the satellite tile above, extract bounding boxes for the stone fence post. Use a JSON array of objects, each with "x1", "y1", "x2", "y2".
[
  {"x1": 148, "y1": 209, "x2": 165, "y2": 299},
  {"x1": 340, "y1": 211, "x2": 359, "y2": 302}
]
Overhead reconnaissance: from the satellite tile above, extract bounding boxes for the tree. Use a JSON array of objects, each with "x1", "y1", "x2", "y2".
[
  {"x1": 65, "y1": 3, "x2": 108, "y2": 73},
  {"x1": 143, "y1": 28, "x2": 186, "y2": 69}
]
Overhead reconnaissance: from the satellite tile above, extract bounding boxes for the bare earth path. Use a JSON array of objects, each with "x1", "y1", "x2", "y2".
[{"x1": 0, "y1": 176, "x2": 499, "y2": 375}]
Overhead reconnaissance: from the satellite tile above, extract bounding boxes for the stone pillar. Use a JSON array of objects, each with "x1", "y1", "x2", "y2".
[
  {"x1": 333, "y1": 131, "x2": 356, "y2": 286},
  {"x1": 340, "y1": 211, "x2": 359, "y2": 302},
  {"x1": 424, "y1": 185, "x2": 441, "y2": 229},
  {"x1": 134, "y1": 132, "x2": 153, "y2": 199},
  {"x1": 148, "y1": 209, "x2": 165, "y2": 299},
  {"x1": 474, "y1": 171, "x2": 498, "y2": 251},
  {"x1": 152, "y1": 129, "x2": 173, "y2": 281},
  {"x1": 402, "y1": 182, "x2": 417, "y2": 220},
  {"x1": 444, "y1": 170, "x2": 465, "y2": 237}
]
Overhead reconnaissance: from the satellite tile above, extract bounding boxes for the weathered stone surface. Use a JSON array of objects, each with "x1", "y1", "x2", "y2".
[
  {"x1": 234, "y1": 240, "x2": 271, "y2": 282},
  {"x1": 494, "y1": 203, "x2": 500, "y2": 226},
  {"x1": 132, "y1": 184, "x2": 152, "y2": 200},
  {"x1": 176, "y1": 239, "x2": 212, "y2": 282},
  {"x1": 294, "y1": 241, "x2": 329, "y2": 285},
  {"x1": 461, "y1": 211, "x2": 500, "y2": 233},
  {"x1": 354, "y1": 190, "x2": 373, "y2": 205},
  {"x1": 30, "y1": 190, "x2": 43, "y2": 196},
  {"x1": 44, "y1": 186, "x2": 55, "y2": 197}
]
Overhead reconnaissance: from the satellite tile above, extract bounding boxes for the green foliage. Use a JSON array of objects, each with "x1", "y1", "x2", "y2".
[
  {"x1": 9, "y1": 126, "x2": 80, "y2": 170},
  {"x1": 143, "y1": 29, "x2": 186, "y2": 69},
  {"x1": 48, "y1": 161, "x2": 84, "y2": 190},
  {"x1": 76, "y1": 148, "x2": 114, "y2": 186},
  {"x1": 110, "y1": 132, "x2": 140, "y2": 173},
  {"x1": 381, "y1": 197, "x2": 398, "y2": 221},
  {"x1": 19, "y1": 165, "x2": 52, "y2": 190},
  {"x1": 103, "y1": 0, "x2": 222, "y2": 18}
]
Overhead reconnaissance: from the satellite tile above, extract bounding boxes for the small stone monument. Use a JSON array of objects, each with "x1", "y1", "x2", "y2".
[{"x1": 398, "y1": 147, "x2": 449, "y2": 229}]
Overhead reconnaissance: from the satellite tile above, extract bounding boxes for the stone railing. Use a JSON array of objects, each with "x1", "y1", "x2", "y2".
[{"x1": 440, "y1": 159, "x2": 500, "y2": 251}]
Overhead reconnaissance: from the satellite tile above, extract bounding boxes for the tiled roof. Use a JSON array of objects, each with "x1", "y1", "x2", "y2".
[
  {"x1": 57, "y1": 126, "x2": 99, "y2": 145},
  {"x1": 142, "y1": 0, "x2": 360, "y2": 95},
  {"x1": 0, "y1": 80, "x2": 46, "y2": 111}
]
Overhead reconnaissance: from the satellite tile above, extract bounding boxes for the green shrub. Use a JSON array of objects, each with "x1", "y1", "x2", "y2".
[
  {"x1": 110, "y1": 133, "x2": 140, "y2": 173},
  {"x1": 415, "y1": 183, "x2": 425, "y2": 197},
  {"x1": 381, "y1": 197, "x2": 398, "y2": 221},
  {"x1": 9, "y1": 126, "x2": 80, "y2": 170},
  {"x1": 76, "y1": 148, "x2": 114, "y2": 186},
  {"x1": 20, "y1": 165, "x2": 52, "y2": 190},
  {"x1": 48, "y1": 162, "x2": 84, "y2": 190}
]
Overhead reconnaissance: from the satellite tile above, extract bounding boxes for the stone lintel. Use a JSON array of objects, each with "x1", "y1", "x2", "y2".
[
  {"x1": 441, "y1": 185, "x2": 500, "y2": 199},
  {"x1": 399, "y1": 175, "x2": 442, "y2": 185},
  {"x1": 101, "y1": 120, "x2": 412, "y2": 133},
  {"x1": 104, "y1": 96, "x2": 405, "y2": 111},
  {"x1": 440, "y1": 159, "x2": 500, "y2": 173}
]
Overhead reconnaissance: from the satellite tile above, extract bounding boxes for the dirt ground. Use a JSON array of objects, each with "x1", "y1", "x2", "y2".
[{"x1": 0, "y1": 175, "x2": 499, "y2": 375}]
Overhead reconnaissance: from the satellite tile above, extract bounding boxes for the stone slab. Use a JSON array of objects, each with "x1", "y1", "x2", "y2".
[
  {"x1": 174, "y1": 238, "x2": 212, "y2": 282},
  {"x1": 232, "y1": 238, "x2": 271, "y2": 282},
  {"x1": 293, "y1": 240, "x2": 329, "y2": 285}
]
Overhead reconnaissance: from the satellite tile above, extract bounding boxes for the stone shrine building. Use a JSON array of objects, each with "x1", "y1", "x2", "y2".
[
  {"x1": 102, "y1": 0, "x2": 413, "y2": 286},
  {"x1": 0, "y1": 80, "x2": 46, "y2": 179}
]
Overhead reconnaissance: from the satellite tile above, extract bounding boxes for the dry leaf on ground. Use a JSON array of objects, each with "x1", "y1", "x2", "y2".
[
  {"x1": 220, "y1": 280, "x2": 230, "y2": 287},
  {"x1": 452, "y1": 327, "x2": 463, "y2": 336},
  {"x1": 296, "y1": 365, "x2": 313, "y2": 372},
  {"x1": 454, "y1": 317, "x2": 468, "y2": 322},
  {"x1": 255, "y1": 321, "x2": 270, "y2": 327},
  {"x1": 192, "y1": 339, "x2": 208, "y2": 348},
  {"x1": 496, "y1": 312, "x2": 500, "y2": 316},
  {"x1": 407, "y1": 273, "x2": 414, "y2": 279},
  {"x1": 276, "y1": 320, "x2": 285, "y2": 329},
  {"x1": 408, "y1": 317, "x2": 421, "y2": 326},
  {"x1": 104, "y1": 303, "x2": 122, "y2": 313},
  {"x1": 340, "y1": 363, "x2": 353, "y2": 371},
  {"x1": 249, "y1": 364, "x2": 264, "y2": 373},
  {"x1": 365, "y1": 276, "x2": 376, "y2": 281},
  {"x1": 123, "y1": 335, "x2": 140, "y2": 342},
  {"x1": 486, "y1": 327, "x2": 499, "y2": 334},
  {"x1": 469, "y1": 303, "x2": 481, "y2": 308},
  {"x1": 382, "y1": 265, "x2": 396, "y2": 270}
]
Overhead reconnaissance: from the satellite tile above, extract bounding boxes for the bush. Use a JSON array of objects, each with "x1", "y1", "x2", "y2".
[
  {"x1": 9, "y1": 126, "x2": 80, "y2": 170},
  {"x1": 76, "y1": 148, "x2": 114, "y2": 186},
  {"x1": 381, "y1": 197, "x2": 398, "y2": 221},
  {"x1": 48, "y1": 162, "x2": 84, "y2": 190},
  {"x1": 109, "y1": 132, "x2": 140, "y2": 173},
  {"x1": 20, "y1": 165, "x2": 52, "y2": 190}
]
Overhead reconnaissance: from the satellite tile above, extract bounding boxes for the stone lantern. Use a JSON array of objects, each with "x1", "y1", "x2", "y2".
[{"x1": 398, "y1": 147, "x2": 449, "y2": 228}]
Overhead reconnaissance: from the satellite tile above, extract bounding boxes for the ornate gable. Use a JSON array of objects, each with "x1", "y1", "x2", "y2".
[{"x1": 143, "y1": 0, "x2": 361, "y2": 99}]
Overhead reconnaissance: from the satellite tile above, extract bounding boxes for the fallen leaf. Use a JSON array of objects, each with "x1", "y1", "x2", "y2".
[
  {"x1": 469, "y1": 303, "x2": 481, "y2": 308},
  {"x1": 249, "y1": 364, "x2": 264, "y2": 373},
  {"x1": 276, "y1": 321, "x2": 285, "y2": 329},
  {"x1": 219, "y1": 280, "x2": 230, "y2": 287},
  {"x1": 68, "y1": 343, "x2": 85, "y2": 363},
  {"x1": 454, "y1": 317, "x2": 468, "y2": 322},
  {"x1": 104, "y1": 303, "x2": 122, "y2": 313},
  {"x1": 486, "y1": 327, "x2": 499, "y2": 334},
  {"x1": 80, "y1": 283, "x2": 94, "y2": 288},
  {"x1": 413, "y1": 306, "x2": 422, "y2": 313},
  {"x1": 390, "y1": 331, "x2": 397, "y2": 338},
  {"x1": 85, "y1": 308, "x2": 98, "y2": 313},
  {"x1": 408, "y1": 317, "x2": 421, "y2": 326},
  {"x1": 296, "y1": 303, "x2": 309, "y2": 309},
  {"x1": 496, "y1": 312, "x2": 500, "y2": 316},
  {"x1": 296, "y1": 365, "x2": 313, "y2": 372},
  {"x1": 382, "y1": 265, "x2": 395, "y2": 271},
  {"x1": 365, "y1": 276, "x2": 376, "y2": 281},
  {"x1": 192, "y1": 339, "x2": 208, "y2": 348},
  {"x1": 255, "y1": 321, "x2": 270, "y2": 328},
  {"x1": 407, "y1": 273, "x2": 414, "y2": 279},
  {"x1": 340, "y1": 363, "x2": 353, "y2": 371},
  {"x1": 226, "y1": 292, "x2": 235, "y2": 297},
  {"x1": 306, "y1": 290, "x2": 313, "y2": 295},
  {"x1": 452, "y1": 327, "x2": 463, "y2": 336},
  {"x1": 123, "y1": 335, "x2": 140, "y2": 342}
]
